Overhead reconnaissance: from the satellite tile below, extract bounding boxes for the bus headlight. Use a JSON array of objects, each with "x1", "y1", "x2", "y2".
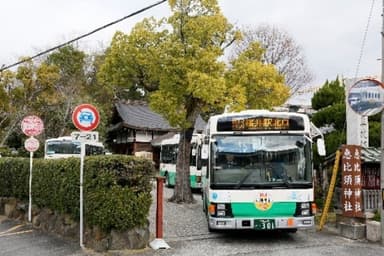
[
  {"x1": 295, "y1": 202, "x2": 312, "y2": 217},
  {"x1": 209, "y1": 203, "x2": 233, "y2": 217}
]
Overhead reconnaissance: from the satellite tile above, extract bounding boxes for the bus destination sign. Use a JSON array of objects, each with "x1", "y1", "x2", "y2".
[{"x1": 217, "y1": 115, "x2": 305, "y2": 132}]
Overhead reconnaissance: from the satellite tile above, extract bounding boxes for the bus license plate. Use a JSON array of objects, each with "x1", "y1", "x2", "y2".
[{"x1": 254, "y1": 219, "x2": 275, "y2": 230}]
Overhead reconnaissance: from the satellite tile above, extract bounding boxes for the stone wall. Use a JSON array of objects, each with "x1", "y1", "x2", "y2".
[{"x1": 0, "y1": 197, "x2": 150, "y2": 252}]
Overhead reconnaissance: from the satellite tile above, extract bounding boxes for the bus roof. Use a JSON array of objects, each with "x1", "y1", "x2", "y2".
[
  {"x1": 160, "y1": 133, "x2": 202, "y2": 146},
  {"x1": 45, "y1": 136, "x2": 72, "y2": 142},
  {"x1": 45, "y1": 136, "x2": 104, "y2": 147}
]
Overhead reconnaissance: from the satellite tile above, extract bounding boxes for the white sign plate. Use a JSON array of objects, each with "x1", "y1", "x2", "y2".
[{"x1": 71, "y1": 131, "x2": 99, "y2": 142}]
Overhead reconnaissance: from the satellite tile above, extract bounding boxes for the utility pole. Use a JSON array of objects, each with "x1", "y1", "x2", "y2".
[{"x1": 381, "y1": 0, "x2": 384, "y2": 246}]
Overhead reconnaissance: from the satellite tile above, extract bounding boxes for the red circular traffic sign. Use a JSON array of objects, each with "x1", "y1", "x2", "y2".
[
  {"x1": 24, "y1": 137, "x2": 40, "y2": 152},
  {"x1": 72, "y1": 104, "x2": 100, "y2": 131},
  {"x1": 21, "y1": 115, "x2": 44, "y2": 136}
]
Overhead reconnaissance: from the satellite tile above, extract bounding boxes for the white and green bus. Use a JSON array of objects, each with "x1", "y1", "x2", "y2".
[
  {"x1": 44, "y1": 136, "x2": 105, "y2": 159},
  {"x1": 201, "y1": 109, "x2": 326, "y2": 232},
  {"x1": 159, "y1": 133, "x2": 203, "y2": 189}
]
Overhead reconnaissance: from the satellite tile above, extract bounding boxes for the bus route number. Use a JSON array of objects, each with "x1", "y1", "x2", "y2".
[{"x1": 71, "y1": 131, "x2": 99, "y2": 142}]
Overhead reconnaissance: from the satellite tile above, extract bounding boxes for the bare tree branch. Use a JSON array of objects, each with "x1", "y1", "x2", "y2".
[{"x1": 230, "y1": 24, "x2": 314, "y2": 94}]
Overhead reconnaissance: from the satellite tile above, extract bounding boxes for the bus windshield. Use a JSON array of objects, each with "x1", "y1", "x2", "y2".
[
  {"x1": 46, "y1": 140, "x2": 81, "y2": 155},
  {"x1": 211, "y1": 134, "x2": 312, "y2": 188},
  {"x1": 44, "y1": 136, "x2": 104, "y2": 159}
]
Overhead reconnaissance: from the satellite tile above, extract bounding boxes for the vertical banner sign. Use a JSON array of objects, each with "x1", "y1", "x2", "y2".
[{"x1": 341, "y1": 145, "x2": 363, "y2": 218}]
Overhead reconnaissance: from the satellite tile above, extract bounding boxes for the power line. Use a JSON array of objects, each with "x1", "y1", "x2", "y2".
[
  {"x1": 354, "y1": 0, "x2": 376, "y2": 79},
  {"x1": 0, "y1": 0, "x2": 167, "y2": 73}
]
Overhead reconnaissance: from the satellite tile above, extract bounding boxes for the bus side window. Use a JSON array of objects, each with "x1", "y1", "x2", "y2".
[{"x1": 197, "y1": 146, "x2": 202, "y2": 170}]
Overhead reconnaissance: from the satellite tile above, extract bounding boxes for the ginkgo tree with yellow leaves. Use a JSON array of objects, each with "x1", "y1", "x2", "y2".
[{"x1": 98, "y1": 0, "x2": 289, "y2": 203}]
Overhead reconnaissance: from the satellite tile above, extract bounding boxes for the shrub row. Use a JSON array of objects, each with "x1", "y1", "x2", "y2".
[{"x1": 0, "y1": 155, "x2": 155, "y2": 231}]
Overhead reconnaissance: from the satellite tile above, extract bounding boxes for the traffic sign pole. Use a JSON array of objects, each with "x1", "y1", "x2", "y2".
[
  {"x1": 25, "y1": 138, "x2": 39, "y2": 223},
  {"x1": 380, "y1": 0, "x2": 384, "y2": 245},
  {"x1": 72, "y1": 104, "x2": 100, "y2": 248},
  {"x1": 21, "y1": 116, "x2": 43, "y2": 224},
  {"x1": 80, "y1": 142, "x2": 85, "y2": 248},
  {"x1": 28, "y1": 151, "x2": 33, "y2": 222}
]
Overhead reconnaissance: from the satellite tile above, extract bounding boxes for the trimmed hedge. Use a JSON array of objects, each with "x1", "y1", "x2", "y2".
[
  {"x1": 0, "y1": 157, "x2": 30, "y2": 199},
  {"x1": 0, "y1": 155, "x2": 154, "y2": 232}
]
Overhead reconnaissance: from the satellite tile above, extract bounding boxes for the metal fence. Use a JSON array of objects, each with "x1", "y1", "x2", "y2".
[
  {"x1": 362, "y1": 189, "x2": 380, "y2": 212},
  {"x1": 333, "y1": 188, "x2": 380, "y2": 213}
]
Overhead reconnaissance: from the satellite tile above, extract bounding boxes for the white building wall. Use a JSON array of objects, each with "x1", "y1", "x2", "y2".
[{"x1": 136, "y1": 131, "x2": 153, "y2": 142}]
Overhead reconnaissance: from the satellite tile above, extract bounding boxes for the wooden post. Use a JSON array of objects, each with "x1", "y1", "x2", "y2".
[
  {"x1": 149, "y1": 176, "x2": 170, "y2": 250},
  {"x1": 156, "y1": 176, "x2": 165, "y2": 238},
  {"x1": 319, "y1": 150, "x2": 340, "y2": 231}
]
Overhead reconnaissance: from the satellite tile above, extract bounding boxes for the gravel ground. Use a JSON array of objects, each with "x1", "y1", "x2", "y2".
[{"x1": 147, "y1": 182, "x2": 209, "y2": 242}]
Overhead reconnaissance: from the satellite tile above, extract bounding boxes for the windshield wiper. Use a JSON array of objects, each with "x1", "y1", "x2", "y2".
[
  {"x1": 235, "y1": 169, "x2": 259, "y2": 189},
  {"x1": 272, "y1": 179, "x2": 313, "y2": 189},
  {"x1": 211, "y1": 183, "x2": 271, "y2": 190},
  {"x1": 271, "y1": 179, "x2": 292, "y2": 188},
  {"x1": 212, "y1": 181, "x2": 312, "y2": 190}
]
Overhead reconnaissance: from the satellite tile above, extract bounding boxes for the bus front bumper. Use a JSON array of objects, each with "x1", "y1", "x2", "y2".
[{"x1": 208, "y1": 216, "x2": 314, "y2": 230}]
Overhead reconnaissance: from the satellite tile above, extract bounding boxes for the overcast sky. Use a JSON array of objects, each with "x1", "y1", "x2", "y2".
[{"x1": 1, "y1": 0, "x2": 382, "y2": 93}]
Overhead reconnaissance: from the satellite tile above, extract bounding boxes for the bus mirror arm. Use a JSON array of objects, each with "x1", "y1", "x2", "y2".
[
  {"x1": 309, "y1": 122, "x2": 326, "y2": 156},
  {"x1": 201, "y1": 144, "x2": 209, "y2": 159},
  {"x1": 317, "y1": 138, "x2": 326, "y2": 156}
]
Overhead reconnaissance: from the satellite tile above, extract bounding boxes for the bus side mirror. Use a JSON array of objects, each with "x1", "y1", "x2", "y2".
[
  {"x1": 317, "y1": 138, "x2": 326, "y2": 156},
  {"x1": 201, "y1": 144, "x2": 208, "y2": 159}
]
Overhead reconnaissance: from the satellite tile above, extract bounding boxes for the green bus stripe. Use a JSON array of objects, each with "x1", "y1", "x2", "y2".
[
  {"x1": 159, "y1": 171, "x2": 200, "y2": 188},
  {"x1": 231, "y1": 202, "x2": 296, "y2": 217}
]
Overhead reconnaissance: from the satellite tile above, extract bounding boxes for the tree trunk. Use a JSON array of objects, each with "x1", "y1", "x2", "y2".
[
  {"x1": 169, "y1": 128, "x2": 195, "y2": 204},
  {"x1": 0, "y1": 113, "x2": 24, "y2": 146}
]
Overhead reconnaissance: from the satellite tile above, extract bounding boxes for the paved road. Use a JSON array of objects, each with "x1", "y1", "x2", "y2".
[
  {"x1": 1, "y1": 186, "x2": 384, "y2": 256},
  {"x1": 0, "y1": 216, "x2": 85, "y2": 256}
]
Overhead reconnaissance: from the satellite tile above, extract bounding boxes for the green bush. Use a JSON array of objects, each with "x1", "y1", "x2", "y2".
[
  {"x1": 32, "y1": 157, "x2": 80, "y2": 215},
  {"x1": 0, "y1": 157, "x2": 29, "y2": 199},
  {"x1": 0, "y1": 155, "x2": 155, "y2": 232},
  {"x1": 373, "y1": 210, "x2": 381, "y2": 222},
  {"x1": 84, "y1": 155, "x2": 154, "y2": 231}
]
